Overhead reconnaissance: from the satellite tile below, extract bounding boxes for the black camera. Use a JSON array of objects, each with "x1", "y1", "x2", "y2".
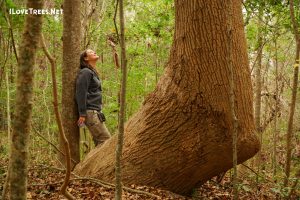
[{"x1": 97, "y1": 112, "x2": 106, "y2": 122}]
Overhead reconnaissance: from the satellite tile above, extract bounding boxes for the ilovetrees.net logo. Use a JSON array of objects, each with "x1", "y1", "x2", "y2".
[{"x1": 9, "y1": 8, "x2": 63, "y2": 15}]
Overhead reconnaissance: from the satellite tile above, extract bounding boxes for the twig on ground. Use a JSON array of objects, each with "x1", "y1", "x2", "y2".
[
  {"x1": 241, "y1": 164, "x2": 274, "y2": 183},
  {"x1": 31, "y1": 125, "x2": 78, "y2": 165},
  {"x1": 31, "y1": 164, "x2": 159, "y2": 199}
]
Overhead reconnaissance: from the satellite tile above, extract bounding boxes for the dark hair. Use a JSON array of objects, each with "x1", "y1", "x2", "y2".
[
  {"x1": 79, "y1": 49, "x2": 100, "y2": 76},
  {"x1": 80, "y1": 50, "x2": 89, "y2": 69}
]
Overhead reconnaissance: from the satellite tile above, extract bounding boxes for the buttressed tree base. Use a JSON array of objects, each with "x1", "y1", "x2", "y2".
[{"x1": 75, "y1": 0, "x2": 260, "y2": 195}]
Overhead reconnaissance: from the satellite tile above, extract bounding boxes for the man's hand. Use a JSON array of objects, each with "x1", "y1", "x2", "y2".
[{"x1": 77, "y1": 116, "x2": 86, "y2": 127}]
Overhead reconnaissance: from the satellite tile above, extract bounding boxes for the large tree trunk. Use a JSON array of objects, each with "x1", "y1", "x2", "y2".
[
  {"x1": 75, "y1": 0, "x2": 260, "y2": 195},
  {"x1": 8, "y1": 0, "x2": 44, "y2": 199},
  {"x1": 59, "y1": 0, "x2": 82, "y2": 168}
]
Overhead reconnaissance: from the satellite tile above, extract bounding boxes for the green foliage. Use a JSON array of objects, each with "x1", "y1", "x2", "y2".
[
  {"x1": 89, "y1": 0, "x2": 174, "y2": 133},
  {"x1": 270, "y1": 181, "x2": 300, "y2": 198},
  {"x1": 0, "y1": 2, "x2": 299, "y2": 198}
]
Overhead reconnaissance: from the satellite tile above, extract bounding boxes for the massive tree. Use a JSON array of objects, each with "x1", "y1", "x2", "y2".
[{"x1": 75, "y1": 0, "x2": 260, "y2": 195}]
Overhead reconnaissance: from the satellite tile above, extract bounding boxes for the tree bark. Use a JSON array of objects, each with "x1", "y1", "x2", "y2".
[
  {"x1": 75, "y1": 0, "x2": 260, "y2": 195},
  {"x1": 272, "y1": 33, "x2": 279, "y2": 176},
  {"x1": 115, "y1": 0, "x2": 128, "y2": 198},
  {"x1": 1, "y1": 68, "x2": 11, "y2": 200},
  {"x1": 1, "y1": 2, "x2": 19, "y2": 65},
  {"x1": 8, "y1": 0, "x2": 44, "y2": 199},
  {"x1": 59, "y1": 0, "x2": 82, "y2": 168},
  {"x1": 284, "y1": 0, "x2": 300, "y2": 187},
  {"x1": 254, "y1": 4, "x2": 263, "y2": 181},
  {"x1": 226, "y1": 1, "x2": 239, "y2": 199},
  {"x1": 254, "y1": 5, "x2": 263, "y2": 134}
]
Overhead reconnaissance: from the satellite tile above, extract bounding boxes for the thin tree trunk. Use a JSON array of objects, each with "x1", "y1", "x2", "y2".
[
  {"x1": 75, "y1": 0, "x2": 260, "y2": 195},
  {"x1": 1, "y1": 69, "x2": 11, "y2": 200},
  {"x1": 8, "y1": 0, "x2": 44, "y2": 199},
  {"x1": 284, "y1": 0, "x2": 300, "y2": 187},
  {"x1": 254, "y1": 6, "x2": 263, "y2": 133},
  {"x1": 59, "y1": 0, "x2": 82, "y2": 168},
  {"x1": 115, "y1": 0, "x2": 128, "y2": 198},
  {"x1": 226, "y1": 1, "x2": 238, "y2": 199},
  {"x1": 272, "y1": 34, "x2": 279, "y2": 177},
  {"x1": 1, "y1": 5, "x2": 19, "y2": 64},
  {"x1": 41, "y1": 34, "x2": 75, "y2": 200},
  {"x1": 0, "y1": 28, "x2": 9, "y2": 90},
  {"x1": 254, "y1": 5, "x2": 263, "y2": 182},
  {"x1": 5, "y1": 69, "x2": 11, "y2": 150}
]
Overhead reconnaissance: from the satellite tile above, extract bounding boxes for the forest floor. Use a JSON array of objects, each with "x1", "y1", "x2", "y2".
[{"x1": 0, "y1": 157, "x2": 299, "y2": 199}]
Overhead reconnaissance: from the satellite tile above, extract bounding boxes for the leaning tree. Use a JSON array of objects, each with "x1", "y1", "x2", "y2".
[{"x1": 75, "y1": 0, "x2": 260, "y2": 195}]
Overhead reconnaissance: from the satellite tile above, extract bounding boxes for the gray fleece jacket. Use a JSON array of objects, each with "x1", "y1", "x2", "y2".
[{"x1": 75, "y1": 67, "x2": 102, "y2": 116}]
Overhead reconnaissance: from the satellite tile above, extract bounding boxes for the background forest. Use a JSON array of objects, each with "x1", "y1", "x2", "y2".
[{"x1": 0, "y1": 0, "x2": 299, "y2": 199}]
